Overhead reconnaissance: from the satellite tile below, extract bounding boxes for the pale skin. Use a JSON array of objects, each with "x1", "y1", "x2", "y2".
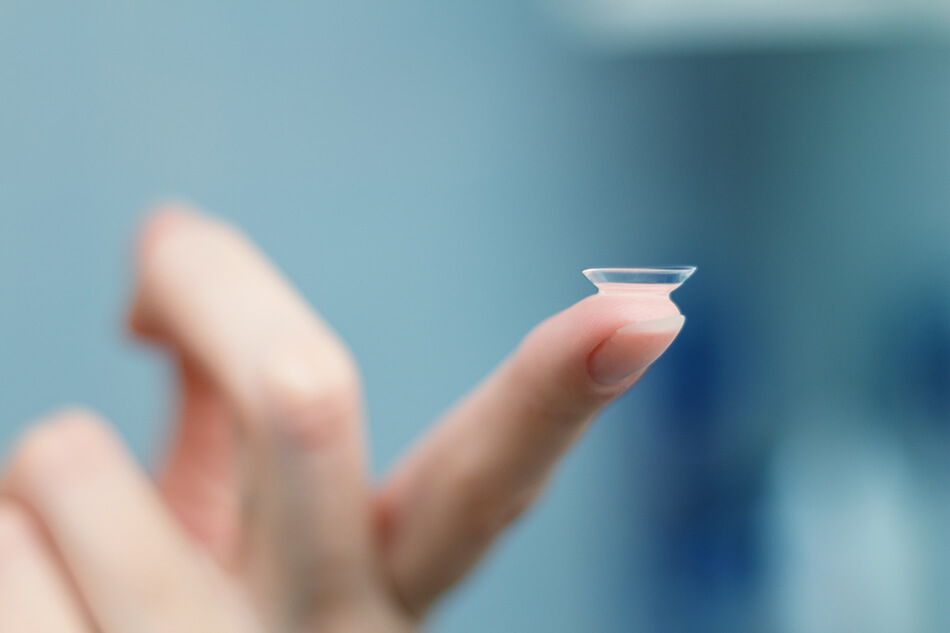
[{"x1": 0, "y1": 205, "x2": 685, "y2": 632}]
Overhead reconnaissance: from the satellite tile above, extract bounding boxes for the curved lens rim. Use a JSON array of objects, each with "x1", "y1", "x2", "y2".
[{"x1": 583, "y1": 266, "x2": 696, "y2": 286}]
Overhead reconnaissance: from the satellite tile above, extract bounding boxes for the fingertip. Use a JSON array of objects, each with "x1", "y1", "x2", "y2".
[
  {"x1": 588, "y1": 314, "x2": 684, "y2": 387},
  {"x1": 128, "y1": 201, "x2": 206, "y2": 342},
  {"x1": 6, "y1": 407, "x2": 121, "y2": 502},
  {"x1": 136, "y1": 201, "x2": 203, "y2": 265}
]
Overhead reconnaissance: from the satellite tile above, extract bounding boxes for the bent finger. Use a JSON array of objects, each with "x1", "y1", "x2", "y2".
[
  {"x1": 158, "y1": 359, "x2": 241, "y2": 568},
  {"x1": 129, "y1": 206, "x2": 375, "y2": 611},
  {"x1": 0, "y1": 501, "x2": 92, "y2": 633},
  {"x1": 2, "y1": 411, "x2": 254, "y2": 633}
]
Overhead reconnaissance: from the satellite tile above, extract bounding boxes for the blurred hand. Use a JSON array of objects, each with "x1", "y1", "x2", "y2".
[{"x1": 0, "y1": 206, "x2": 684, "y2": 632}]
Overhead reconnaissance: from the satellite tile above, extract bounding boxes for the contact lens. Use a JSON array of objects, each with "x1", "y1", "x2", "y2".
[{"x1": 583, "y1": 267, "x2": 695, "y2": 320}]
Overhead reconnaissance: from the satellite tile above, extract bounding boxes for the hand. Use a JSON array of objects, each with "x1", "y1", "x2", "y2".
[{"x1": 0, "y1": 206, "x2": 685, "y2": 632}]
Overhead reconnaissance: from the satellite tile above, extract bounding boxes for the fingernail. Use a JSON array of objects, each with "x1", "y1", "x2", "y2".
[{"x1": 588, "y1": 315, "x2": 685, "y2": 386}]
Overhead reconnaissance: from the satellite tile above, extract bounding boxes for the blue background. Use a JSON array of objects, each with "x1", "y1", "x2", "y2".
[{"x1": 1, "y1": 3, "x2": 949, "y2": 631}]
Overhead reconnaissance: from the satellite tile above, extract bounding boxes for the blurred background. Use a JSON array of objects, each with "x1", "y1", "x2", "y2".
[{"x1": 1, "y1": 2, "x2": 949, "y2": 631}]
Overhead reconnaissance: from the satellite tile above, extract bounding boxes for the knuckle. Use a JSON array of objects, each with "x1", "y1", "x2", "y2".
[
  {"x1": 451, "y1": 461, "x2": 543, "y2": 542},
  {"x1": 506, "y1": 354, "x2": 593, "y2": 429},
  {"x1": 260, "y1": 344, "x2": 362, "y2": 449},
  {"x1": 11, "y1": 409, "x2": 118, "y2": 496},
  {"x1": 467, "y1": 489, "x2": 535, "y2": 542}
]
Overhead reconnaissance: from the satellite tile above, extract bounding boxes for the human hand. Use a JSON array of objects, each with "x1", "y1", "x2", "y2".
[{"x1": 0, "y1": 206, "x2": 685, "y2": 632}]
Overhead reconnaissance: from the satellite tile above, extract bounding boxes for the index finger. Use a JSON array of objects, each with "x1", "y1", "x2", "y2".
[{"x1": 377, "y1": 293, "x2": 686, "y2": 613}]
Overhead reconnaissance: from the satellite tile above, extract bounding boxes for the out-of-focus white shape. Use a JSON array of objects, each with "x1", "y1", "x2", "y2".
[
  {"x1": 541, "y1": 0, "x2": 950, "y2": 50},
  {"x1": 767, "y1": 406, "x2": 929, "y2": 633}
]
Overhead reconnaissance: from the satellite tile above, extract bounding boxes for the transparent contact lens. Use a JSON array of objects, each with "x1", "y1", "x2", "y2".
[
  {"x1": 583, "y1": 267, "x2": 696, "y2": 293},
  {"x1": 583, "y1": 267, "x2": 696, "y2": 320}
]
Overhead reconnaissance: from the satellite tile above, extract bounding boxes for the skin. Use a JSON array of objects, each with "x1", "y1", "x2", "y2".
[{"x1": 0, "y1": 205, "x2": 684, "y2": 633}]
